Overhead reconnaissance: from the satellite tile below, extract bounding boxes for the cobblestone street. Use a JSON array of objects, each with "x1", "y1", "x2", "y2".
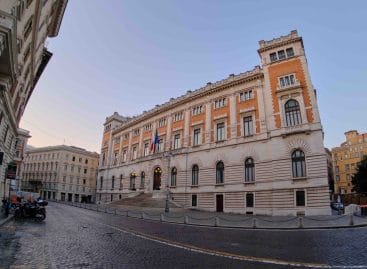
[{"x1": 1, "y1": 203, "x2": 367, "y2": 269}]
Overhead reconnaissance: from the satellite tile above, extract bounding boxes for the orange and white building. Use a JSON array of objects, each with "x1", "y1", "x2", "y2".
[{"x1": 97, "y1": 30, "x2": 331, "y2": 216}]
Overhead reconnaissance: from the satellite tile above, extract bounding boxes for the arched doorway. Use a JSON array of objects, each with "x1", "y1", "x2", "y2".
[{"x1": 153, "y1": 167, "x2": 162, "y2": 190}]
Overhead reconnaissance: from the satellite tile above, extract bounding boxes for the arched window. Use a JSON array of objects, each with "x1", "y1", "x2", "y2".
[
  {"x1": 285, "y1": 99, "x2": 302, "y2": 126},
  {"x1": 140, "y1": 172, "x2": 145, "y2": 188},
  {"x1": 245, "y1": 158, "x2": 255, "y2": 182},
  {"x1": 292, "y1": 150, "x2": 306, "y2": 178},
  {"x1": 171, "y1": 167, "x2": 177, "y2": 186},
  {"x1": 216, "y1": 161, "x2": 224, "y2": 184},
  {"x1": 130, "y1": 173, "x2": 136, "y2": 190},
  {"x1": 192, "y1": 165, "x2": 199, "y2": 185}
]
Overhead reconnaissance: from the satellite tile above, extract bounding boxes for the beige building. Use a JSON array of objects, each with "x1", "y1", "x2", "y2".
[
  {"x1": 13, "y1": 128, "x2": 31, "y2": 191},
  {"x1": 97, "y1": 31, "x2": 331, "y2": 216},
  {"x1": 21, "y1": 145, "x2": 99, "y2": 203},
  {"x1": 0, "y1": 0, "x2": 68, "y2": 198},
  {"x1": 332, "y1": 130, "x2": 367, "y2": 194}
]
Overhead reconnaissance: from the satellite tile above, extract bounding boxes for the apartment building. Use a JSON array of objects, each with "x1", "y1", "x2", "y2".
[
  {"x1": 97, "y1": 30, "x2": 331, "y2": 216},
  {"x1": 21, "y1": 145, "x2": 99, "y2": 203},
  {"x1": 332, "y1": 130, "x2": 367, "y2": 194},
  {"x1": 0, "y1": 0, "x2": 68, "y2": 198}
]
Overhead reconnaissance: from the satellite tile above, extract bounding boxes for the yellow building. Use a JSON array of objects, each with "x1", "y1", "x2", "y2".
[{"x1": 332, "y1": 130, "x2": 367, "y2": 194}]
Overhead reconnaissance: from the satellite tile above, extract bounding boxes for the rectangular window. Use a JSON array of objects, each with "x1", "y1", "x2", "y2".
[
  {"x1": 345, "y1": 164, "x2": 350, "y2": 171},
  {"x1": 133, "y1": 129, "x2": 140, "y2": 136},
  {"x1": 286, "y1": 47, "x2": 294, "y2": 57},
  {"x1": 158, "y1": 118, "x2": 166, "y2": 127},
  {"x1": 193, "y1": 128, "x2": 201, "y2": 146},
  {"x1": 296, "y1": 190, "x2": 305, "y2": 207},
  {"x1": 174, "y1": 112, "x2": 183, "y2": 122},
  {"x1": 158, "y1": 139, "x2": 164, "y2": 152},
  {"x1": 122, "y1": 150, "x2": 127, "y2": 162},
  {"x1": 335, "y1": 175, "x2": 340, "y2": 181},
  {"x1": 335, "y1": 166, "x2": 339, "y2": 174},
  {"x1": 279, "y1": 74, "x2": 295, "y2": 88},
  {"x1": 144, "y1": 123, "x2": 152, "y2": 131},
  {"x1": 192, "y1": 105, "x2": 203, "y2": 115},
  {"x1": 132, "y1": 146, "x2": 137, "y2": 160},
  {"x1": 216, "y1": 122, "x2": 225, "y2": 141},
  {"x1": 113, "y1": 152, "x2": 118, "y2": 165},
  {"x1": 278, "y1": 50, "x2": 286, "y2": 60},
  {"x1": 84, "y1": 169, "x2": 87, "y2": 174},
  {"x1": 214, "y1": 98, "x2": 226, "y2": 109},
  {"x1": 191, "y1": 194, "x2": 197, "y2": 207},
  {"x1": 239, "y1": 90, "x2": 253, "y2": 102},
  {"x1": 144, "y1": 143, "x2": 149, "y2": 156},
  {"x1": 246, "y1": 193, "x2": 254, "y2": 208},
  {"x1": 243, "y1": 116, "x2": 253, "y2": 137},
  {"x1": 173, "y1": 134, "x2": 181, "y2": 149},
  {"x1": 270, "y1": 52, "x2": 277, "y2": 62}
]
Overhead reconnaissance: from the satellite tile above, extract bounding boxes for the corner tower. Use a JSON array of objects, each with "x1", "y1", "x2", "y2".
[{"x1": 258, "y1": 30, "x2": 321, "y2": 132}]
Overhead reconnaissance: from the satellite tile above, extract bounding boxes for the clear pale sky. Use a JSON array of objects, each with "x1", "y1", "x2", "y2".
[{"x1": 20, "y1": 0, "x2": 367, "y2": 153}]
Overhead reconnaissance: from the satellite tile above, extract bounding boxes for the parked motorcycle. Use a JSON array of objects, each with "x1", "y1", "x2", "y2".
[{"x1": 14, "y1": 201, "x2": 46, "y2": 221}]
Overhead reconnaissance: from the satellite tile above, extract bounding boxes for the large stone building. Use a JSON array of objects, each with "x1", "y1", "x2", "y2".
[
  {"x1": 13, "y1": 128, "x2": 31, "y2": 191},
  {"x1": 21, "y1": 145, "x2": 99, "y2": 203},
  {"x1": 97, "y1": 30, "x2": 331, "y2": 216},
  {"x1": 0, "y1": 0, "x2": 68, "y2": 198},
  {"x1": 332, "y1": 130, "x2": 367, "y2": 194}
]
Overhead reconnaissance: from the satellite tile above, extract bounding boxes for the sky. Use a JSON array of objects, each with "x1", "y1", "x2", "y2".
[{"x1": 20, "y1": 0, "x2": 367, "y2": 153}]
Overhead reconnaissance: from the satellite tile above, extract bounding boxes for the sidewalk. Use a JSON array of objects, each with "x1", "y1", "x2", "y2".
[{"x1": 57, "y1": 201, "x2": 367, "y2": 229}]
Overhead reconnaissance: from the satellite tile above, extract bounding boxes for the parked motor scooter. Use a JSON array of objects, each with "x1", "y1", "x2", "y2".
[{"x1": 14, "y1": 201, "x2": 46, "y2": 221}]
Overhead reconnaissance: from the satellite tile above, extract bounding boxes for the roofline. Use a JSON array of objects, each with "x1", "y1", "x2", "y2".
[
  {"x1": 112, "y1": 66, "x2": 263, "y2": 134},
  {"x1": 25, "y1": 145, "x2": 99, "y2": 157}
]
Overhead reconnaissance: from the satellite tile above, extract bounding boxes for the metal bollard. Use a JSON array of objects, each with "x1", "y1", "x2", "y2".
[
  {"x1": 298, "y1": 217, "x2": 303, "y2": 229},
  {"x1": 96, "y1": 205, "x2": 99, "y2": 212},
  {"x1": 214, "y1": 217, "x2": 220, "y2": 227},
  {"x1": 184, "y1": 216, "x2": 189, "y2": 224},
  {"x1": 160, "y1": 213, "x2": 165, "y2": 222},
  {"x1": 114, "y1": 208, "x2": 117, "y2": 215},
  {"x1": 252, "y1": 218, "x2": 257, "y2": 229},
  {"x1": 349, "y1": 214, "x2": 354, "y2": 226},
  {"x1": 142, "y1": 212, "x2": 145, "y2": 219}
]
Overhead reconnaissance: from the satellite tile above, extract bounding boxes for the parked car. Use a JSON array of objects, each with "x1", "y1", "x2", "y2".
[{"x1": 330, "y1": 202, "x2": 344, "y2": 211}]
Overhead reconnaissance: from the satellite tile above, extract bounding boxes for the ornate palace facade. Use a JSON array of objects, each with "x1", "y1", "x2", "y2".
[{"x1": 97, "y1": 30, "x2": 331, "y2": 216}]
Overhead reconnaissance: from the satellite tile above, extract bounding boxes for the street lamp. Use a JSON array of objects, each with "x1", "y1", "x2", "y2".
[{"x1": 164, "y1": 152, "x2": 173, "y2": 213}]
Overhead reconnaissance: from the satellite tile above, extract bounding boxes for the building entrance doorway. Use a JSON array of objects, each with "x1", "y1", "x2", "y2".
[
  {"x1": 216, "y1": 194, "x2": 223, "y2": 212},
  {"x1": 153, "y1": 167, "x2": 162, "y2": 190}
]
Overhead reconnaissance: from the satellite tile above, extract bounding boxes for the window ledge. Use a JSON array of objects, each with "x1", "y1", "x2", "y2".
[
  {"x1": 292, "y1": 177, "x2": 307, "y2": 181},
  {"x1": 191, "y1": 185, "x2": 198, "y2": 188},
  {"x1": 215, "y1": 183, "x2": 224, "y2": 187},
  {"x1": 169, "y1": 186, "x2": 176, "y2": 188},
  {"x1": 244, "y1": 181, "x2": 255, "y2": 185},
  {"x1": 215, "y1": 140, "x2": 226, "y2": 144}
]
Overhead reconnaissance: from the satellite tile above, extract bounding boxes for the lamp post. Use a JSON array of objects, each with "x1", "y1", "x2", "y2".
[{"x1": 164, "y1": 152, "x2": 173, "y2": 213}]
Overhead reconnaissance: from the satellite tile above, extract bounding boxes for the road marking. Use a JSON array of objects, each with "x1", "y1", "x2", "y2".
[{"x1": 98, "y1": 222, "x2": 367, "y2": 269}]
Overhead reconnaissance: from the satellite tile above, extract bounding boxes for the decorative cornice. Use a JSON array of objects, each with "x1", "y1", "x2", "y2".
[
  {"x1": 48, "y1": 0, "x2": 68, "y2": 38},
  {"x1": 112, "y1": 66, "x2": 263, "y2": 135},
  {"x1": 258, "y1": 30, "x2": 303, "y2": 53}
]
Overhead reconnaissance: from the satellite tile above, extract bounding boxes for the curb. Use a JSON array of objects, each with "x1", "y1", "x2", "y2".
[{"x1": 0, "y1": 215, "x2": 14, "y2": 227}]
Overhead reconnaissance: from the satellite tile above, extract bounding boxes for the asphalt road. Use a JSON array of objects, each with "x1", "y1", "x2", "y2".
[{"x1": 0, "y1": 202, "x2": 366, "y2": 269}]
